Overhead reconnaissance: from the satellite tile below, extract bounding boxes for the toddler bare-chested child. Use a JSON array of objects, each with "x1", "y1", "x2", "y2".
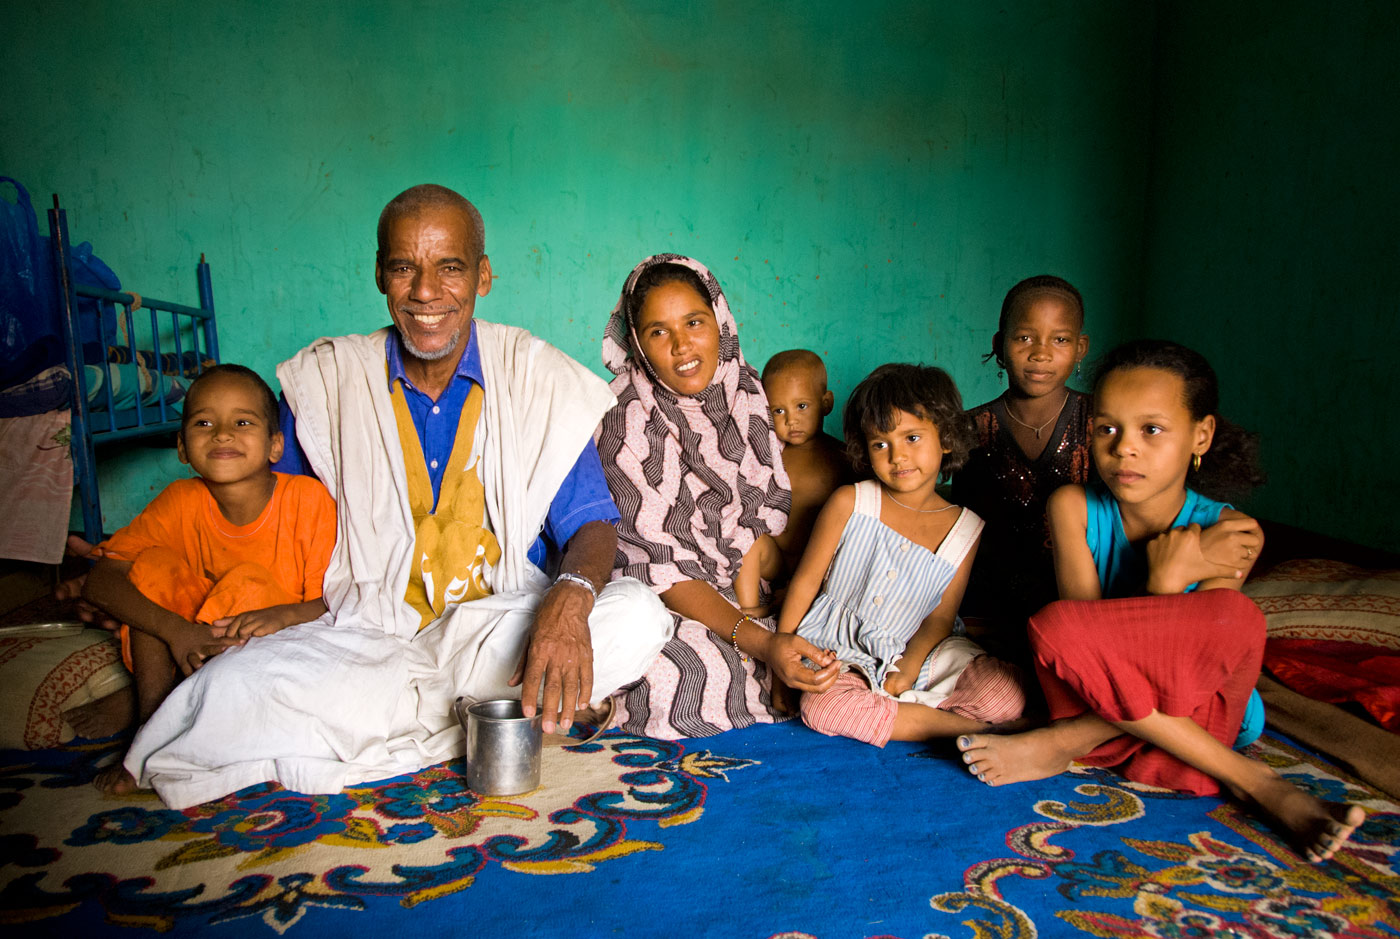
[{"x1": 732, "y1": 350, "x2": 853, "y2": 618}]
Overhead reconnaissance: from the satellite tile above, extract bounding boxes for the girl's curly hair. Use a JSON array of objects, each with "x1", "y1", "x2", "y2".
[
  {"x1": 842, "y1": 363, "x2": 973, "y2": 480},
  {"x1": 1092, "y1": 339, "x2": 1266, "y2": 501}
]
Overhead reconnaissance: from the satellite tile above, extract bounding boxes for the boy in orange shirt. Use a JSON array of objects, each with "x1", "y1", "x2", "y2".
[{"x1": 82, "y1": 364, "x2": 336, "y2": 793}]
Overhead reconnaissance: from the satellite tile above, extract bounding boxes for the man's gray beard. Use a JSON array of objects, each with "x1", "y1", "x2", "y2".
[{"x1": 399, "y1": 326, "x2": 462, "y2": 362}]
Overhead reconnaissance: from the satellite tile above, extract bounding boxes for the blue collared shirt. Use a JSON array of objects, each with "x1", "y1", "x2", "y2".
[{"x1": 274, "y1": 322, "x2": 619, "y2": 570}]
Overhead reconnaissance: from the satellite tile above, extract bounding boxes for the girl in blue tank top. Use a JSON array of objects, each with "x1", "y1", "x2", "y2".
[{"x1": 958, "y1": 340, "x2": 1364, "y2": 864}]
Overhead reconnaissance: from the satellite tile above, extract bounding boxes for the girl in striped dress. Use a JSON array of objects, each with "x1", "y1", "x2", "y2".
[{"x1": 777, "y1": 364, "x2": 1026, "y2": 747}]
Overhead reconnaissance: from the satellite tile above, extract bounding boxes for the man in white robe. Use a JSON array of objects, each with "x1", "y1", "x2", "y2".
[{"x1": 124, "y1": 185, "x2": 670, "y2": 809}]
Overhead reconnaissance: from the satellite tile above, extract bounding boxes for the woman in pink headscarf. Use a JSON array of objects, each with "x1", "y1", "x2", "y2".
[{"x1": 597, "y1": 254, "x2": 840, "y2": 738}]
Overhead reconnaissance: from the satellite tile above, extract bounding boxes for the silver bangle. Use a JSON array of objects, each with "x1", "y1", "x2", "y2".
[{"x1": 553, "y1": 571, "x2": 598, "y2": 601}]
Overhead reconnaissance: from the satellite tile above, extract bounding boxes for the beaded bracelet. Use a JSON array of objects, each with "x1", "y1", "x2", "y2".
[{"x1": 730, "y1": 614, "x2": 756, "y2": 662}]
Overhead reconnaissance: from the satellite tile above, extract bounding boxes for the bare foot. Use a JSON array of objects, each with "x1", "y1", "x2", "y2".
[
  {"x1": 957, "y1": 728, "x2": 1076, "y2": 786},
  {"x1": 94, "y1": 762, "x2": 143, "y2": 796},
  {"x1": 64, "y1": 686, "x2": 137, "y2": 739},
  {"x1": 1242, "y1": 772, "x2": 1366, "y2": 862}
]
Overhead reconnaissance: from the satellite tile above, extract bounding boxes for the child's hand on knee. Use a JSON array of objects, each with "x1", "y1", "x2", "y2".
[
  {"x1": 214, "y1": 606, "x2": 297, "y2": 639},
  {"x1": 169, "y1": 623, "x2": 244, "y2": 676},
  {"x1": 882, "y1": 669, "x2": 914, "y2": 698}
]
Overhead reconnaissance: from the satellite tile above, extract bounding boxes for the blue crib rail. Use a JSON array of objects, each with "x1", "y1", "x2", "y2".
[{"x1": 48, "y1": 197, "x2": 219, "y2": 543}]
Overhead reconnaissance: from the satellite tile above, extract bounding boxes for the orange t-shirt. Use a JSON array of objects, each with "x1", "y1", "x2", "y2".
[{"x1": 101, "y1": 473, "x2": 336, "y2": 603}]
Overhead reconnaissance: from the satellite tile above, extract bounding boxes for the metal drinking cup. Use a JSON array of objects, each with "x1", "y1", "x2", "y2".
[{"x1": 453, "y1": 697, "x2": 543, "y2": 796}]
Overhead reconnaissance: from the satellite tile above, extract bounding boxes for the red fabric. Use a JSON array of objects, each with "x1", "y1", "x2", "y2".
[
  {"x1": 1028, "y1": 590, "x2": 1265, "y2": 796},
  {"x1": 800, "y1": 671, "x2": 899, "y2": 747},
  {"x1": 800, "y1": 655, "x2": 1026, "y2": 747},
  {"x1": 1266, "y1": 638, "x2": 1400, "y2": 732},
  {"x1": 940, "y1": 654, "x2": 1026, "y2": 724}
]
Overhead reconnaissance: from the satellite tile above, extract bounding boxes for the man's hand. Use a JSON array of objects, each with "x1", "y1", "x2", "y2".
[
  {"x1": 509, "y1": 580, "x2": 594, "y2": 734},
  {"x1": 54, "y1": 535, "x2": 121, "y2": 631}
]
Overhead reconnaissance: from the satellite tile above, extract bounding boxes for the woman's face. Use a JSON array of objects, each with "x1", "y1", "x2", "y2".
[{"x1": 634, "y1": 280, "x2": 720, "y2": 396}]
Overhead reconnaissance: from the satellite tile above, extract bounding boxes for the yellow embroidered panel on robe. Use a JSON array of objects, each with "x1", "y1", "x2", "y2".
[{"x1": 391, "y1": 381, "x2": 502, "y2": 630}]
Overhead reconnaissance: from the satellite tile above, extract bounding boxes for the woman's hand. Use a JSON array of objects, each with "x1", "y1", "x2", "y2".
[{"x1": 761, "y1": 631, "x2": 840, "y2": 694}]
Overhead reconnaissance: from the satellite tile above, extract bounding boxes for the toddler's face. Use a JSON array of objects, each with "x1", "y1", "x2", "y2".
[
  {"x1": 177, "y1": 373, "x2": 283, "y2": 486},
  {"x1": 635, "y1": 281, "x2": 720, "y2": 396},
  {"x1": 765, "y1": 367, "x2": 830, "y2": 446},
  {"x1": 1001, "y1": 296, "x2": 1087, "y2": 398}
]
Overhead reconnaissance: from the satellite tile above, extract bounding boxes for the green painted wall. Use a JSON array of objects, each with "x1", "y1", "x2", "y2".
[
  {"x1": 6, "y1": 0, "x2": 1149, "y2": 533},
  {"x1": 1141, "y1": 0, "x2": 1400, "y2": 551}
]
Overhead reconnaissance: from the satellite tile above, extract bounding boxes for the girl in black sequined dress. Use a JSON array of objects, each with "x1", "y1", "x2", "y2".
[{"x1": 953, "y1": 276, "x2": 1092, "y2": 661}]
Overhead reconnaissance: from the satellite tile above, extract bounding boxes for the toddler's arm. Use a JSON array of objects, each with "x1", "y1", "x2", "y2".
[
  {"x1": 882, "y1": 532, "x2": 978, "y2": 697},
  {"x1": 83, "y1": 557, "x2": 244, "y2": 674},
  {"x1": 213, "y1": 599, "x2": 329, "y2": 639},
  {"x1": 1047, "y1": 485, "x2": 1102, "y2": 601},
  {"x1": 775, "y1": 485, "x2": 856, "y2": 635}
]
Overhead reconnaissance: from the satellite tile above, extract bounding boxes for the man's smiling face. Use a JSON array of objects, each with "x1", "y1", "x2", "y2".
[{"x1": 375, "y1": 204, "x2": 492, "y2": 365}]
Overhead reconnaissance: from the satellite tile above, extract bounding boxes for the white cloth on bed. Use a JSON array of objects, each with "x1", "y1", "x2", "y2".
[{"x1": 124, "y1": 322, "x2": 671, "y2": 809}]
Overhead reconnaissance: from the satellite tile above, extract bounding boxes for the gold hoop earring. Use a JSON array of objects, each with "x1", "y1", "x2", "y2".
[{"x1": 1192, "y1": 452, "x2": 1202, "y2": 473}]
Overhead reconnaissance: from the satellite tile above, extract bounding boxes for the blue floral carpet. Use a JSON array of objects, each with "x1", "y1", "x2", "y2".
[{"x1": 1, "y1": 722, "x2": 1397, "y2": 938}]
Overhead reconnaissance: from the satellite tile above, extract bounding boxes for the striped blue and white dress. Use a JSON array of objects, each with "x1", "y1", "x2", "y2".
[{"x1": 797, "y1": 479, "x2": 986, "y2": 700}]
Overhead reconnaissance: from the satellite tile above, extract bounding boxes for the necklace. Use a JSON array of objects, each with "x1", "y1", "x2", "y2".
[
  {"x1": 1003, "y1": 391, "x2": 1070, "y2": 440},
  {"x1": 886, "y1": 492, "x2": 957, "y2": 513}
]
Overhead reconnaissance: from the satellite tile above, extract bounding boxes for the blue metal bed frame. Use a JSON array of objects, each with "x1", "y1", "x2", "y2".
[{"x1": 47, "y1": 196, "x2": 220, "y2": 543}]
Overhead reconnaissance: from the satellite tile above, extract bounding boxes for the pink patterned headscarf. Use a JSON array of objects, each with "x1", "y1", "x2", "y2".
[{"x1": 598, "y1": 254, "x2": 790, "y2": 593}]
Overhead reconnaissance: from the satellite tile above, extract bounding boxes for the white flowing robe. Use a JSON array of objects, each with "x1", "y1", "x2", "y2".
[{"x1": 124, "y1": 322, "x2": 671, "y2": 809}]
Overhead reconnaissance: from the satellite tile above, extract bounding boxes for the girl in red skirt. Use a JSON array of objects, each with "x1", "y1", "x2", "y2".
[{"x1": 957, "y1": 339, "x2": 1364, "y2": 862}]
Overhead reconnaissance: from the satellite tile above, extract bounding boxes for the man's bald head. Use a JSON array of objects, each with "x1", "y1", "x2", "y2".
[{"x1": 377, "y1": 184, "x2": 486, "y2": 263}]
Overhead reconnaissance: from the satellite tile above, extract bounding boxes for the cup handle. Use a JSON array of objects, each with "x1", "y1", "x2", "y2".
[{"x1": 454, "y1": 696, "x2": 471, "y2": 774}]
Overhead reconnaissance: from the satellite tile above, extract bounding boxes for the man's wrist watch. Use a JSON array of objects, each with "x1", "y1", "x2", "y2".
[{"x1": 553, "y1": 572, "x2": 598, "y2": 601}]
